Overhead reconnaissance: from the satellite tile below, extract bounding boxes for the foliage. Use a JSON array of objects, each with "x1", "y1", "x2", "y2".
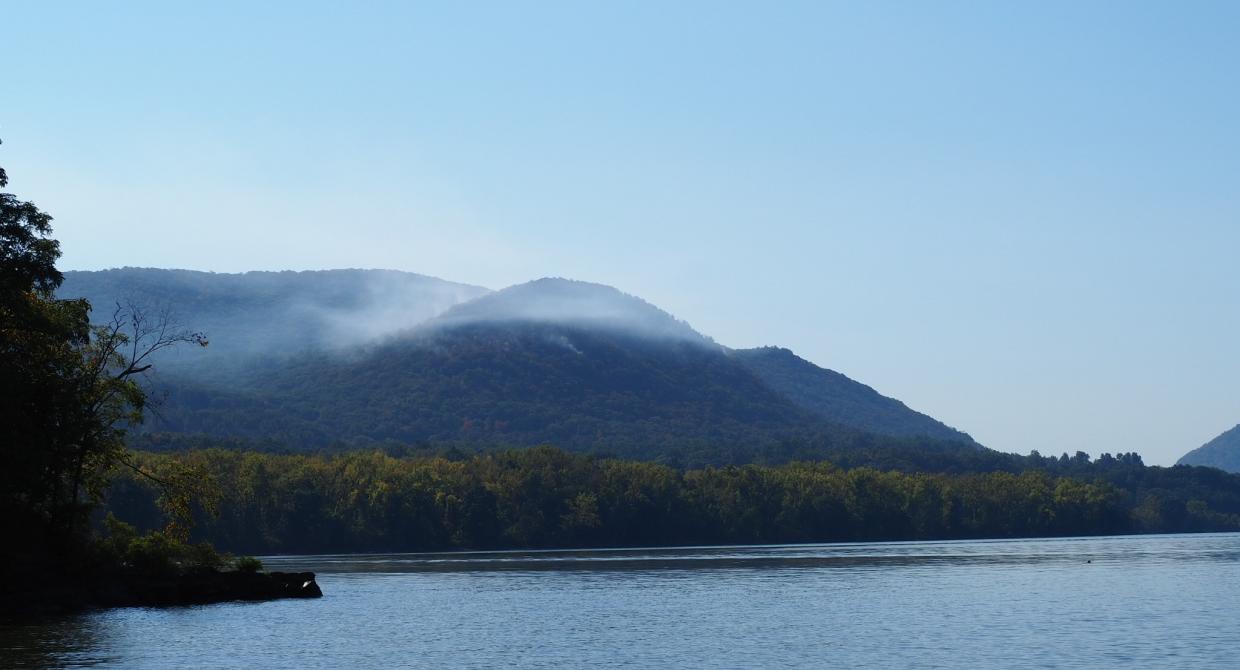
[
  {"x1": 0, "y1": 145, "x2": 212, "y2": 588},
  {"x1": 105, "y1": 447, "x2": 1240, "y2": 555},
  {"x1": 1, "y1": 150, "x2": 98, "y2": 549},
  {"x1": 234, "y1": 556, "x2": 263, "y2": 573},
  {"x1": 97, "y1": 514, "x2": 230, "y2": 578}
]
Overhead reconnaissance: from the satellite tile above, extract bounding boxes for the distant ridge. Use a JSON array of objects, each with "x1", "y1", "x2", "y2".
[{"x1": 1177, "y1": 424, "x2": 1240, "y2": 473}]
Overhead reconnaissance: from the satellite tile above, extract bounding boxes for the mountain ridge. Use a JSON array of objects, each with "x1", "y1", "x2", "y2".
[
  {"x1": 1177, "y1": 424, "x2": 1240, "y2": 473},
  {"x1": 59, "y1": 268, "x2": 980, "y2": 457},
  {"x1": 733, "y1": 346, "x2": 975, "y2": 445}
]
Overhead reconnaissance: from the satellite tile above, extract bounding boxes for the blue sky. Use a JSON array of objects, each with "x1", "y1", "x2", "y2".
[{"x1": 4, "y1": 1, "x2": 1238, "y2": 464}]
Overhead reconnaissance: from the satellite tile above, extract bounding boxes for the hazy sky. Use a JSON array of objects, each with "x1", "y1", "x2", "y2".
[{"x1": 5, "y1": 2, "x2": 1238, "y2": 464}]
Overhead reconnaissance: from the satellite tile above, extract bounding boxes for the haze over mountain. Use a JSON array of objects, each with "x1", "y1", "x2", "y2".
[
  {"x1": 430, "y1": 278, "x2": 712, "y2": 345},
  {"x1": 59, "y1": 269, "x2": 978, "y2": 459},
  {"x1": 59, "y1": 268, "x2": 489, "y2": 377},
  {"x1": 1177, "y1": 425, "x2": 1240, "y2": 473}
]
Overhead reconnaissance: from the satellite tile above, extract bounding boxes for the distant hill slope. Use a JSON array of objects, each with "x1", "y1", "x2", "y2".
[
  {"x1": 733, "y1": 347, "x2": 976, "y2": 445},
  {"x1": 141, "y1": 278, "x2": 979, "y2": 460},
  {"x1": 58, "y1": 268, "x2": 489, "y2": 378},
  {"x1": 1177, "y1": 425, "x2": 1240, "y2": 473}
]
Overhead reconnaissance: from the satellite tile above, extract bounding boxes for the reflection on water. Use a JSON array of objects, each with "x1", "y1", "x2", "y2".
[
  {"x1": 4, "y1": 533, "x2": 1240, "y2": 669},
  {"x1": 0, "y1": 616, "x2": 113, "y2": 669},
  {"x1": 260, "y1": 534, "x2": 1240, "y2": 574}
]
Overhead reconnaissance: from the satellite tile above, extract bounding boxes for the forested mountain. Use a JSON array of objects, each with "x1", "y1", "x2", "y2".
[
  {"x1": 140, "y1": 279, "x2": 823, "y2": 457},
  {"x1": 733, "y1": 347, "x2": 975, "y2": 445},
  {"x1": 150, "y1": 319, "x2": 824, "y2": 461},
  {"x1": 58, "y1": 268, "x2": 489, "y2": 380},
  {"x1": 61, "y1": 273, "x2": 979, "y2": 460},
  {"x1": 1178, "y1": 425, "x2": 1240, "y2": 473}
]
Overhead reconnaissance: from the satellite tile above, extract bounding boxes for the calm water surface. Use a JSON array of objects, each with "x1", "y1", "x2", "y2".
[{"x1": 4, "y1": 533, "x2": 1239, "y2": 669}]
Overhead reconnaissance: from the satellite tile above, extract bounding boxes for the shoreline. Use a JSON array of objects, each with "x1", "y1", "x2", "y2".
[{"x1": 2, "y1": 570, "x2": 321, "y2": 620}]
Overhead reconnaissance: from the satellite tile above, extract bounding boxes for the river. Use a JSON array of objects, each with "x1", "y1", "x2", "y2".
[{"x1": 3, "y1": 533, "x2": 1239, "y2": 668}]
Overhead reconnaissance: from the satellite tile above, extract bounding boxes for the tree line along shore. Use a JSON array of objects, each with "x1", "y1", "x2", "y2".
[{"x1": 107, "y1": 446, "x2": 1240, "y2": 555}]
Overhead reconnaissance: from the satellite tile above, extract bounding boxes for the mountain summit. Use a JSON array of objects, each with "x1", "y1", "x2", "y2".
[{"x1": 428, "y1": 278, "x2": 712, "y2": 345}]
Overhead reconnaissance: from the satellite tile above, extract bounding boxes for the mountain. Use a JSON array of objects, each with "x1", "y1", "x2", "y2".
[
  {"x1": 733, "y1": 347, "x2": 975, "y2": 445},
  {"x1": 58, "y1": 268, "x2": 489, "y2": 379},
  {"x1": 1177, "y1": 425, "x2": 1240, "y2": 473},
  {"x1": 431, "y1": 277, "x2": 712, "y2": 344},
  {"x1": 63, "y1": 272, "x2": 979, "y2": 460},
  {"x1": 148, "y1": 279, "x2": 815, "y2": 455}
]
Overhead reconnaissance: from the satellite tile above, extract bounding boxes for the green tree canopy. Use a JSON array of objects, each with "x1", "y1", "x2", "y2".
[{"x1": 1, "y1": 143, "x2": 209, "y2": 572}]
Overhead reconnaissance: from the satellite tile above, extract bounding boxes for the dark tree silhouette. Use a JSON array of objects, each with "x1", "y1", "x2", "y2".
[{"x1": 1, "y1": 141, "x2": 211, "y2": 585}]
